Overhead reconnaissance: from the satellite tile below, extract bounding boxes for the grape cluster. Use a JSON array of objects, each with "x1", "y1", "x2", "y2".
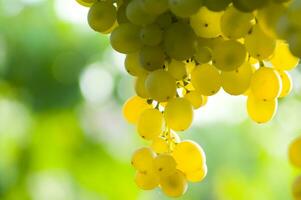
[
  {"x1": 289, "y1": 137, "x2": 301, "y2": 200},
  {"x1": 76, "y1": 0, "x2": 301, "y2": 197}
]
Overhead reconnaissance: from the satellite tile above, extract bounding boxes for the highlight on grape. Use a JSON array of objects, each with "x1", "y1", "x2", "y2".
[{"x1": 75, "y1": 0, "x2": 301, "y2": 198}]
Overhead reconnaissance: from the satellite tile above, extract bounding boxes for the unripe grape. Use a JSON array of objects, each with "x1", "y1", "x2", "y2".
[
  {"x1": 135, "y1": 171, "x2": 159, "y2": 190},
  {"x1": 289, "y1": 137, "x2": 301, "y2": 168},
  {"x1": 140, "y1": 0, "x2": 169, "y2": 15},
  {"x1": 76, "y1": 0, "x2": 95, "y2": 7},
  {"x1": 140, "y1": 24, "x2": 163, "y2": 46},
  {"x1": 135, "y1": 75, "x2": 150, "y2": 99},
  {"x1": 167, "y1": 60, "x2": 188, "y2": 81},
  {"x1": 126, "y1": 0, "x2": 156, "y2": 26},
  {"x1": 139, "y1": 46, "x2": 165, "y2": 71},
  {"x1": 203, "y1": 0, "x2": 231, "y2": 12},
  {"x1": 153, "y1": 154, "x2": 177, "y2": 177},
  {"x1": 160, "y1": 170, "x2": 188, "y2": 198},
  {"x1": 125, "y1": 53, "x2": 148, "y2": 77},
  {"x1": 169, "y1": 0, "x2": 202, "y2": 18},
  {"x1": 131, "y1": 147, "x2": 156, "y2": 172}
]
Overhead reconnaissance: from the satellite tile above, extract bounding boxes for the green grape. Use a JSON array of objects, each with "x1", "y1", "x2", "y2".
[
  {"x1": 245, "y1": 25, "x2": 276, "y2": 60},
  {"x1": 117, "y1": 4, "x2": 130, "y2": 24},
  {"x1": 293, "y1": 176, "x2": 301, "y2": 200},
  {"x1": 287, "y1": 0, "x2": 301, "y2": 28},
  {"x1": 135, "y1": 75, "x2": 150, "y2": 99},
  {"x1": 76, "y1": 0, "x2": 95, "y2": 7},
  {"x1": 168, "y1": 0, "x2": 202, "y2": 18},
  {"x1": 88, "y1": 1, "x2": 117, "y2": 33},
  {"x1": 139, "y1": 46, "x2": 165, "y2": 71},
  {"x1": 153, "y1": 154, "x2": 177, "y2": 177},
  {"x1": 164, "y1": 98, "x2": 194, "y2": 131},
  {"x1": 126, "y1": 0, "x2": 156, "y2": 26},
  {"x1": 203, "y1": 0, "x2": 231, "y2": 12},
  {"x1": 122, "y1": 96, "x2": 151, "y2": 124},
  {"x1": 278, "y1": 70, "x2": 293, "y2": 98},
  {"x1": 233, "y1": 0, "x2": 270, "y2": 12},
  {"x1": 289, "y1": 137, "x2": 301, "y2": 168},
  {"x1": 172, "y1": 140, "x2": 206, "y2": 173},
  {"x1": 220, "y1": 5, "x2": 254, "y2": 39},
  {"x1": 155, "y1": 12, "x2": 173, "y2": 30},
  {"x1": 145, "y1": 70, "x2": 177, "y2": 102},
  {"x1": 184, "y1": 91, "x2": 206, "y2": 109},
  {"x1": 288, "y1": 31, "x2": 301, "y2": 58},
  {"x1": 167, "y1": 60, "x2": 188, "y2": 80},
  {"x1": 131, "y1": 147, "x2": 156, "y2": 172},
  {"x1": 247, "y1": 94, "x2": 278, "y2": 124},
  {"x1": 137, "y1": 109, "x2": 165, "y2": 140},
  {"x1": 135, "y1": 171, "x2": 159, "y2": 190},
  {"x1": 190, "y1": 7, "x2": 223, "y2": 38},
  {"x1": 250, "y1": 67, "x2": 282, "y2": 101},
  {"x1": 275, "y1": 15, "x2": 296, "y2": 40},
  {"x1": 163, "y1": 22, "x2": 197, "y2": 61},
  {"x1": 221, "y1": 62, "x2": 253, "y2": 95},
  {"x1": 110, "y1": 23, "x2": 142, "y2": 54},
  {"x1": 140, "y1": 24, "x2": 163, "y2": 46},
  {"x1": 140, "y1": 0, "x2": 169, "y2": 15},
  {"x1": 151, "y1": 137, "x2": 169, "y2": 154},
  {"x1": 160, "y1": 170, "x2": 188, "y2": 198},
  {"x1": 125, "y1": 53, "x2": 148, "y2": 77},
  {"x1": 186, "y1": 164, "x2": 207, "y2": 183},
  {"x1": 194, "y1": 46, "x2": 212, "y2": 64},
  {"x1": 212, "y1": 40, "x2": 247, "y2": 71},
  {"x1": 270, "y1": 41, "x2": 300, "y2": 71},
  {"x1": 191, "y1": 64, "x2": 221, "y2": 96}
]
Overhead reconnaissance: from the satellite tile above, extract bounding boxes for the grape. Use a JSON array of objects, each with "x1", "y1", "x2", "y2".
[
  {"x1": 190, "y1": 7, "x2": 223, "y2": 38},
  {"x1": 245, "y1": 25, "x2": 276, "y2": 60},
  {"x1": 145, "y1": 70, "x2": 177, "y2": 102},
  {"x1": 203, "y1": 0, "x2": 231, "y2": 12},
  {"x1": 76, "y1": 0, "x2": 95, "y2": 7},
  {"x1": 185, "y1": 164, "x2": 207, "y2": 183},
  {"x1": 169, "y1": 0, "x2": 202, "y2": 18},
  {"x1": 135, "y1": 171, "x2": 159, "y2": 190},
  {"x1": 164, "y1": 22, "x2": 197, "y2": 61},
  {"x1": 125, "y1": 53, "x2": 148, "y2": 77},
  {"x1": 247, "y1": 94, "x2": 278, "y2": 124},
  {"x1": 153, "y1": 154, "x2": 177, "y2": 177},
  {"x1": 101, "y1": 21, "x2": 118, "y2": 34},
  {"x1": 184, "y1": 91, "x2": 206, "y2": 109},
  {"x1": 288, "y1": 137, "x2": 301, "y2": 168},
  {"x1": 172, "y1": 140, "x2": 206, "y2": 173},
  {"x1": 131, "y1": 147, "x2": 156, "y2": 172},
  {"x1": 212, "y1": 40, "x2": 247, "y2": 71},
  {"x1": 117, "y1": 4, "x2": 130, "y2": 24},
  {"x1": 155, "y1": 12, "x2": 173, "y2": 30},
  {"x1": 278, "y1": 70, "x2": 293, "y2": 98},
  {"x1": 287, "y1": 0, "x2": 301, "y2": 28},
  {"x1": 151, "y1": 137, "x2": 169, "y2": 154},
  {"x1": 164, "y1": 98, "x2": 194, "y2": 131},
  {"x1": 88, "y1": 1, "x2": 117, "y2": 33},
  {"x1": 135, "y1": 75, "x2": 150, "y2": 99},
  {"x1": 250, "y1": 67, "x2": 282, "y2": 101},
  {"x1": 288, "y1": 31, "x2": 301, "y2": 58},
  {"x1": 139, "y1": 46, "x2": 166, "y2": 71},
  {"x1": 194, "y1": 46, "x2": 212, "y2": 64},
  {"x1": 221, "y1": 62, "x2": 253, "y2": 95},
  {"x1": 167, "y1": 60, "x2": 188, "y2": 80},
  {"x1": 122, "y1": 96, "x2": 150, "y2": 124},
  {"x1": 191, "y1": 64, "x2": 221, "y2": 96},
  {"x1": 110, "y1": 23, "x2": 142, "y2": 54},
  {"x1": 137, "y1": 109, "x2": 165, "y2": 140},
  {"x1": 126, "y1": 0, "x2": 156, "y2": 26},
  {"x1": 233, "y1": 0, "x2": 270, "y2": 12},
  {"x1": 160, "y1": 170, "x2": 188, "y2": 198},
  {"x1": 220, "y1": 5, "x2": 254, "y2": 39},
  {"x1": 292, "y1": 176, "x2": 301, "y2": 200},
  {"x1": 140, "y1": 24, "x2": 163, "y2": 46},
  {"x1": 140, "y1": 0, "x2": 169, "y2": 15}
]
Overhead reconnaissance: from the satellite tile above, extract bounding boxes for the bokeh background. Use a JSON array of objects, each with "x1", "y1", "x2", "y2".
[{"x1": 0, "y1": 1, "x2": 301, "y2": 200}]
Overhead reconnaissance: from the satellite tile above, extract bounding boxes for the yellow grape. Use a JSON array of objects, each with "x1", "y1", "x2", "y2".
[
  {"x1": 164, "y1": 98, "x2": 194, "y2": 131},
  {"x1": 194, "y1": 46, "x2": 212, "y2": 64},
  {"x1": 160, "y1": 170, "x2": 188, "y2": 198},
  {"x1": 289, "y1": 137, "x2": 301, "y2": 168},
  {"x1": 191, "y1": 64, "x2": 221, "y2": 96},
  {"x1": 137, "y1": 109, "x2": 165, "y2": 140},
  {"x1": 190, "y1": 7, "x2": 223, "y2": 38},
  {"x1": 250, "y1": 67, "x2": 282, "y2": 101},
  {"x1": 126, "y1": 0, "x2": 156, "y2": 26},
  {"x1": 270, "y1": 41, "x2": 300, "y2": 71},
  {"x1": 167, "y1": 60, "x2": 188, "y2": 80},
  {"x1": 278, "y1": 70, "x2": 293, "y2": 98},
  {"x1": 135, "y1": 171, "x2": 159, "y2": 190},
  {"x1": 131, "y1": 147, "x2": 156, "y2": 172},
  {"x1": 293, "y1": 175, "x2": 301, "y2": 200},
  {"x1": 122, "y1": 96, "x2": 150, "y2": 124},
  {"x1": 185, "y1": 164, "x2": 207, "y2": 183},
  {"x1": 135, "y1": 75, "x2": 150, "y2": 99},
  {"x1": 151, "y1": 137, "x2": 169, "y2": 154},
  {"x1": 125, "y1": 53, "x2": 148, "y2": 77},
  {"x1": 101, "y1": 20, "x2": 118, "y2": 34},
  {"x1": 184, "y1": 91, "x2": 206, "y2": 109},
  {"x1": 247, "y1": 94, "x2": 278, "y2": 124},
  {"x1": 76, "y1": 0, "x2": 95, "y2": 7},
  {"x1": 153, "y1": 154, "x2": 177, "y2": 177},
  {"x1": 221, "y1": 62, "x2": 253, "y2": 95},
  {"x1": 172, "y1": 140, "x2": 206, "y2": 173},
  {"x1": 140, "y1": 24, "x2": 163, "y2": 46},
  {"x1": 145, "y1": 70, "x2": 177, "y2": 102}
]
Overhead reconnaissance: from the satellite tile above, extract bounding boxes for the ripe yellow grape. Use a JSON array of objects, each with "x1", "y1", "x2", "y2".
[
  {"x1": 169, "y1": 0, "x2": 202, "y2": 18},
  {"x1": 278, "y1": 70, "x2": 293, "y2": 98},
  {"x1": 135, "y1": 75, "x2": 150, "y2": 99},
  {"x1": 139, "y1": 46, "x2": 165, "y2": 71},
  {"x1": 191, "y1": 64, "x2": 221, "y2": 96},
  {"x1": 247, "y1": 94, "x2": 278, "y2": 124},
  {"x1": 167, "y1": 60, "x2": 188, "y2": 80},
  {"x1": 164, "y1": 98, "x2": 194, "y2": 131},
  {"x1": 173, "y1": 140, "x2": 206, "y2": 173},
  {"x1": 184, "y1": 91, "x2": 206, "y2": 109},
  {"x1": 221, "y1": 62, "x2": 253, "y2": 95},
  {"x1": 185, "y1": 164, "x2": 207, "y2": 183},
  {"x1": 153, "y1": 154, "x2": 177, "y2": 177},
  {"x1": 122, "y1": 96, "x2": 150, "y2": 124},
  {"x1": 145, "y1": 70, "x2": 177, "y2": 102},
  {"x1": 160, "y1": 170, "x2": 188, "y2": 198},
  {"x1": 190, "y1": 7, "x2": 223, "y2": 38},
  {"x1": 293, "y1": 175, "x2": 301, "y2": 200},
  {"x1": 151, "y1": 137, "x2": 169, "y2": 154},
  {"x1": 131, "y1": 147, "x2": 156, "y2": 172},
  {"x1": 125, "y1": 53, "x2": 148, "y2": 77},
  {"x1": 135, "y1": 171, "x2": 159, "y2": 190},
  {"x1": 76, "y1": 0, "x2": 95, "y2": 7},
  {"x1": 270, "y1": 41, "x2": 300, "y2": 71},
  {"x1": 126, "y1": 0, "x2": 156, "y2": 26},
  {"x1": 289, "y1": 137, "x2": 301, "y2": 168},
  {"x1": 250, "y1": 67, "x2": 282, "y2": 101},
  {"x1": 137, "y1": 109, "x2": 165, "y2": 140},
  {"x1": 155, "y1": 12, "x2": 173, "y2": 30}
]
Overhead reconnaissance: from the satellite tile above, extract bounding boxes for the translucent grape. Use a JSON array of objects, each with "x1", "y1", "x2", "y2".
[
  {"x1": 126, "y1": 0, "x2": 156, "y2": 26},
  {"x1": 131, "y1": 147, "x2": 156, "y2": 172},
  {"x1": 135, "y1": 171, "x2": 159, "y2": 190},
  {"x1": 153, "y1": 154, "x2": 177, "y2": 177},
  {"x1": 288, "y1": 137, "x2": 301, "y2": 168},
  {"x1": 184, "y1": 91, "x2": 206, "y2": 109},
  {"x1": 125, "y1": 53, "x2": 148, "y2": 77},
  {"x1": 167, "y1": 60, "x2": 188, "y2": 80},
  {"x1": 160, "y1": 170, "x2": 188, "y2": 198},
  {"x1": 140, "y1": 0, "x2": 169, "y2": 15},
  {"x1": 186, "y1": 164, "x2": 207, "y2": 183},
  {"x1": 122, "y1": 96, "x2": 150, "y2": 124},
  {"x1": 292, "y1": 176, "x2": 301, "y2": 200},
  {"x1": 151, "y1": 137, "x2": 169, "y2": 154},
  {"x1": 169, "y1": 0, "x2": 202, "y2": 18},
  {"x1": 135, "y1": 75, "x2": 150, "y2": 99},
  {"x1": 139, "y1": 46, "x2": 165, "y2": 71},
  {"x1": 278, "y1": 70, "x2": 293, "y2": 98},
  {"x1": 140, "y1": 24, "x2": 163, "y2": 46}
]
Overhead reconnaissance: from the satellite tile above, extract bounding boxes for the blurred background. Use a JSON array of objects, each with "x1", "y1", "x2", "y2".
[{"x1": 0, "y1": 0, "x2": 301, "y2": 199}]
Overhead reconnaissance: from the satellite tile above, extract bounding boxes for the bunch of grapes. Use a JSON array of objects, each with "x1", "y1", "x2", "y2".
[
  {"x1": 289, "y1": 137, "x2": 301, "y2": 200},
  {"x1": 76, "y1": 0, "x2": 301, "y2": 197}
]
